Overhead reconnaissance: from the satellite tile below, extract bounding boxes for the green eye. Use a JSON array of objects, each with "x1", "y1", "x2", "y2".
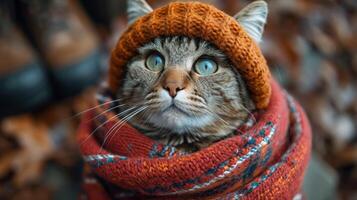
[
  {"x1": 145, "y1": 52, "x2": 164, "y2": 72},
  {"x1": 194, "y1": 58, "x2": 218, "y2": 76}
]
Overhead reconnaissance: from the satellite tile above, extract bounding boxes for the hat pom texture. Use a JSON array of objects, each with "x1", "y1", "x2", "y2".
[{"x1": 109, "y1": 1, "x2": 271, "y2": 109}]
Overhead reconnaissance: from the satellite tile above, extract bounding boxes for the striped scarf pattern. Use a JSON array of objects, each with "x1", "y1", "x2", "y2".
[{"x1": 77, "y1": 79, "x2": 311, "y2": 200}]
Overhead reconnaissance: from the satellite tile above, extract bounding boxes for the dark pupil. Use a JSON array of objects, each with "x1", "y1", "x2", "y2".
[{"x1": 204, "y1": 63, "x2": 209, "y2": 70}]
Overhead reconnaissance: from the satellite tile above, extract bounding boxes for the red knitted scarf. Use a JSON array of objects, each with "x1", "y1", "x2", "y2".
[{"x1": 77, "y1": 79, "x2": 311, "y2": 200}]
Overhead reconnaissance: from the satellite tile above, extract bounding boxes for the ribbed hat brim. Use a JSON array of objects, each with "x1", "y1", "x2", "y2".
[{"x1": 109, "y1": 2, "x2": 271, "y2": 109}]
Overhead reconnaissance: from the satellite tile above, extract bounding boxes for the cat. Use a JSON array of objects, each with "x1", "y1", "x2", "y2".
[{"x1": 116, "y1": 0, "x2": 268, "y2": 152}]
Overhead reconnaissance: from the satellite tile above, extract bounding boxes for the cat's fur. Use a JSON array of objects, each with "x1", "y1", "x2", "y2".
[{"x1": 116, "y1": 0, "x2": 268, "y2": 152}]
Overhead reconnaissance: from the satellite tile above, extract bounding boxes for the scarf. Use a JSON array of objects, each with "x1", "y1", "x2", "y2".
[{"x1": 77, "y1": 79, "x2": 311, "y2": 200}]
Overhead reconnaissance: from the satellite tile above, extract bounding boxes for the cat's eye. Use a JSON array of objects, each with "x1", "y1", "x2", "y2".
[
  {"x1": 194, "y1": 58, "x2": 218, "y2": 76},
  {"x1": 145, "y1": 52, "x2": 164, "y2": 72}
]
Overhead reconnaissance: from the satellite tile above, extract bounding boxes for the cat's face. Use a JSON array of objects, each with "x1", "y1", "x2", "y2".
[
  {"x1": 115, "y1": 0, "x2": 268, "y2": 149},
  {"x1": 117, "y1": 37, "x2": 252, "y2": 146}
]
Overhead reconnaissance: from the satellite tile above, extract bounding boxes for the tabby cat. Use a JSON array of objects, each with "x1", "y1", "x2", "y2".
[{"x1": 116, "y1": 0, "x2": 268, "y2": 152}]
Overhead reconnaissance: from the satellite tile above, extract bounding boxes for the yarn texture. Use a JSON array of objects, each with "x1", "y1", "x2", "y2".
[
  {"x1": 78, "y1": 80, "x2": 311, "y2": 199},
  {"x1": 109, "y1": 1, "x2": 271, "y2": 109}
]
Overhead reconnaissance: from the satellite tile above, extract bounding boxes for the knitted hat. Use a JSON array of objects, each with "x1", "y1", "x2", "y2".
[{"x1": 109, "y1": 1, "x2": 271, "y2": 109}]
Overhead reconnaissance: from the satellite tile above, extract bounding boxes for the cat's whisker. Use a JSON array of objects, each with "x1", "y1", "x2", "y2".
[
  {"x1": 100, "y1": 105, "x2": 143, "y2": 142},
  {"x1": 67, "y1": 98, "x2": 126, "y2": 120},
  {"x1": 100, "y1": 106, "x2": 148, "y2": 151},
  {"x1": 79, "y1": 106, "x2": 138, "y2": 147},
  {"x1": 116, "y1": 106, "x2": 148, "y2": 131},
  {"x1": 205, "y1": 108, "x2": 230, "y2": 126},
  {"x1": 109, "y1": 106, "x2": 148, "y2": 138},
  {"x1": 240, "y1": 105, "x2": 257, "y2": 124},
  {"x1": 138, "y1": 108, "x2": 154, "y2": 127},
  {"x1": 79, "y1": 113, "x2": 120, "y2": 147},
  {"x1": 145, "y1": 92, "x2": 158, "y2": 100},
  {"x1": 145, "y1": 100, "x2": 162, "y2": 106},
  {"x1": 85, "y1": 103, "x2": 127, "y2": 123},
  {"x1": 94, "y1": 106, "x2": 145, "y2": 154}
]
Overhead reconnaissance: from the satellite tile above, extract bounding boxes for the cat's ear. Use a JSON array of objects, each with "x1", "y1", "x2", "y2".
[
  {"x1": 127, "y1": 0, "x2": 153, "y2": 25},
  {"x1": 233, "y1": 1, "x2": 268, "y2": 43}
]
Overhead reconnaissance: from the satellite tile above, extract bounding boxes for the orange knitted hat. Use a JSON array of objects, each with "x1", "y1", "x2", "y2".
[{"x1": 109, "y1": 1, "x2": 271, "y2": 109}]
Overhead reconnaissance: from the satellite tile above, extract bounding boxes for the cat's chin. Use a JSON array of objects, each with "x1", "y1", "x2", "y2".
[
  {"x1": 162, "y1": 105, "x2": 190, "y2": 116},
  {"x1": 148, "y1": 107, "x2": 214, "y2": 134}
]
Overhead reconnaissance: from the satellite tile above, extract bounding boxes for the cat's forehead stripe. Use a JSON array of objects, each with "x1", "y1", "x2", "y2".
[{"x1": 139, "y1": 37, "x2": 226, "y2": 58}]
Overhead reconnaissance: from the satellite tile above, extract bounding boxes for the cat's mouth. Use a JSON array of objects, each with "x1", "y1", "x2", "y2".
[
  {"x1": 162, "y1": 104, "x2": 190, "y2": 116},
  {"x1": 145, "y1": 100, "x2": 214, "y2": 133}
]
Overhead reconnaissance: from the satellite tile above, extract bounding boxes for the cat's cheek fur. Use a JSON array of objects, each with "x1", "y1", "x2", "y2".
[
  {"x1": 128, "y1": 65, "x2": 159, "y2": 89},
  {"x1": 157, "y1": 89, "x2": 173, "y2": 110},
  {"x1": 174, "y1": 90, "x2": 187, "y2": 102}
]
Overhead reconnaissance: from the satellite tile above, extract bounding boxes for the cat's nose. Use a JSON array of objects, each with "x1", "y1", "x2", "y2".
[
  {"x1": 163, "y1": 82, "x2": 184, "y2": 97},
  {"x1": 161, "y1": 68, "x2": 189, "y2": 98}
]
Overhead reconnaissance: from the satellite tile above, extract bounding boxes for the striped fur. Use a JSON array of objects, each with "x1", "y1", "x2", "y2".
[{"x1": 116, "y1": 36, "x2": 254, "y2": 152}]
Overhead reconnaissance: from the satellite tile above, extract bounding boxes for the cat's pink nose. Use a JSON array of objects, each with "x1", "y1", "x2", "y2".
[
  {"x1": 161, "y1": 68, "x2": 189, "y2": 98},
  {"x1": 163, "y1": 82, "x2": 184, "y2": 97}
]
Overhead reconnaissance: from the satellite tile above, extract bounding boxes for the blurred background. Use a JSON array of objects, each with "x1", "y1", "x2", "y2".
[{"x1": 0, "y1": 0, "x2": 356, "y2": 199}]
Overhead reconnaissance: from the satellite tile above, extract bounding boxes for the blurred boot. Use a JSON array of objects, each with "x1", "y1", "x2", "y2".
[
  {"x1": 16, "y1": 0, "x2": 102, "y2": 99},
  {"x1": 0, "y1": 9, "x2": 52, "y2": 118}
]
